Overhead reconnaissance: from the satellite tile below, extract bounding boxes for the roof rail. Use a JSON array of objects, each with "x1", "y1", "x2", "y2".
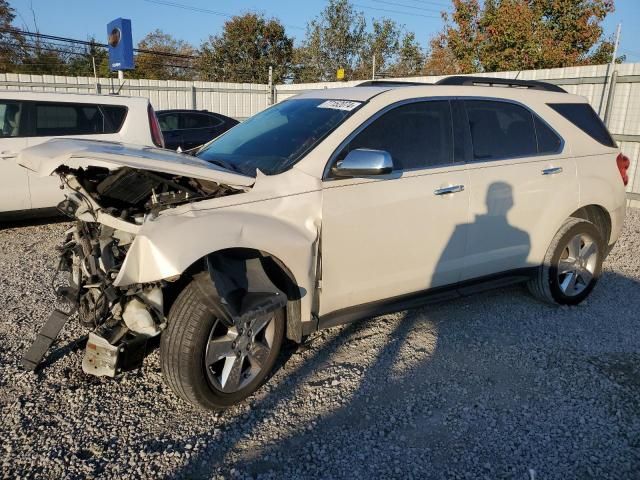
[
  {"x1": 357, "y1": 80, "x2": 432, "y2": 87},
  {"x1": 435, "y1": 76, "x2": 566, "y2": 93}
]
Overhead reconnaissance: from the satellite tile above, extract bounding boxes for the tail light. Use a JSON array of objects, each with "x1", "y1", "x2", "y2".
[
  {"x1": 147, "y1": 104, "x2": 165, "y2": 148},
  {"x1": 616, "y1": 152, "x2": 630, "y2": 186}
]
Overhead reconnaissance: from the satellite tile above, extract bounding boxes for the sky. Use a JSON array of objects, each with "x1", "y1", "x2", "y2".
[{"x1": 10, "y1": 0, "x2": 640, "y2": 62}]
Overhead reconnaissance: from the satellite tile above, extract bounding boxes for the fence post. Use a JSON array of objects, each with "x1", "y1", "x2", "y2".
[
  {"x1": 191, "y1": 84, "x2": 197, "y2": 110},
  {"x1": 95, "y1": 82, "x2": 101, "y2": 94}
]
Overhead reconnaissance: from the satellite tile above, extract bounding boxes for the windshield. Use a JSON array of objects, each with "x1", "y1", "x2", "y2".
[{"x1": 196, "y1": 98, "x2": 362, "y2": 176}]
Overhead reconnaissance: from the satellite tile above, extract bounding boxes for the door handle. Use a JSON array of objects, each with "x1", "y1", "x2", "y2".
[
  {"x1": 434, "y1": 184, "x2": 465, "y2": 195},
  {"x1": 0, "y1": 150, "x2": 17, "y2": 159},
  {"x1": 542, "y1": 166, "x2": 563, "y2": 175}
]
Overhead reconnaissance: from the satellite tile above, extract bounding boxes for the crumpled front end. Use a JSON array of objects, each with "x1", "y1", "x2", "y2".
[{"x1": 52, "y1": 165, "x2": 246, "y2": 377}]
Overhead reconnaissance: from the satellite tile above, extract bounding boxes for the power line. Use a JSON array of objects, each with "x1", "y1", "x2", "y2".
[
  {"x1": 397, "y1": 0, "x2": 451, "y2": 7},
  {"x1": 0, "y1": 28, "x2": 198, "y2": 60},
  {"x1": 371, "y1": 0, "x2": 443, "y2": 14},
  {"x1": 143, "y1": 0, "x2": 306, "y2": 30},
  {"x1": 353, "y1": 3, "x2": 440, "y2": 18}
]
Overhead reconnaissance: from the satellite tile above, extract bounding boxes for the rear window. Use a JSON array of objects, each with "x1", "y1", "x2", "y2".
[
  {"x1": 548, "y1": 103, "x2": 616, "y2": 147},
  {"x1": 34, "y1": 102, "x2": 127, "y2": 137}
]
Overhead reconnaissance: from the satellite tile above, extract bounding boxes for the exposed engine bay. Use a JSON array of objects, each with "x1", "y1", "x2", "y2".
[{"x1": 42, "y1": 165, "x2": 244, "y2": 377}]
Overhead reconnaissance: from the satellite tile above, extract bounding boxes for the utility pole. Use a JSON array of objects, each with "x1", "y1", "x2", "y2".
[
  {"x1": 92, "y1": 56, "x2": 100, "y2": 94},
  {"x1": 372, "y1": 55, "x2": 376, "y2": 80}
]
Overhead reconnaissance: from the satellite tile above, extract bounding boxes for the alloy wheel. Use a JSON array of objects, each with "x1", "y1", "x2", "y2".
[
  {"x1": 204, "y1": 313, "x2": 276, "y2": 393},
  {"x1": 556, "y1": 233, "x2": 599, "y2": 297}
]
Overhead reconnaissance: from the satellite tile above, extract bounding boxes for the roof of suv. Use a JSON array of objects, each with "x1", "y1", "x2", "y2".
[
  {"x1": 293, "y1": 77, "x2": 581, "y2": 103},
  {"x1": 0, "y1": 90, "x2": 149, "y2": 105}
]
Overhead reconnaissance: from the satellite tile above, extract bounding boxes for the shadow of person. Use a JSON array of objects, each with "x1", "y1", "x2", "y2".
[{"x1": 432, "y1": 181, "x2": 531, "y2": 288}]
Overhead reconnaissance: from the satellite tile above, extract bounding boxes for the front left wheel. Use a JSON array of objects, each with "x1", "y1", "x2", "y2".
[{"x1": 160, "y1": 279, "x2": 285, "y2": 410}]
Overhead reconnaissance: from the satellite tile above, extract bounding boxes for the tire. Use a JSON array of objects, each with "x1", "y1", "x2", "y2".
[
  {"x1": 527, "y1": 217, "x2": 604, "y2": 306},
  {"x1": 160, "y1": 279, "x2": 285, "y2": 410}
]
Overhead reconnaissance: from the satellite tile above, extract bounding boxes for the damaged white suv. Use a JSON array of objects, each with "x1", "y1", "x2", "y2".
[{"x1": 19, "y1": 77, "x2": 628, "y2": 410}]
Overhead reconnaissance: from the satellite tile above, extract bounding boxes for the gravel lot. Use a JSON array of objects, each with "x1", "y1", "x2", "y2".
[{"x1": 1, "y1": 209, "x2": 640, "y2": 479}]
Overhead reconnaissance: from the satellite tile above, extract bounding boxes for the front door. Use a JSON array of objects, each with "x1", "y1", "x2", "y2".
[{"x1": 319, "y1": 100, "x2": 471, "y2": 316}]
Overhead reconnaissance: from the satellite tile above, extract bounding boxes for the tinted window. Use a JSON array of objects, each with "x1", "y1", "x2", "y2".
[
  {"x1": 534, "y1": 116, "x2": 562, "y2": 154},
  {"x1": 182, "y1": 113, "x2": 213, "y2": 129},
  {"x1": 548, "y1": 103, "x2": 616, "y2": 147},
  {"x1": 197, "y1": 98, "x2": 360, "y2": 177},
  {"x1": 34, "y1": 102, "x2": 125, "y2": 136},
  {"x1": 102, "y1": 105, "x2": 127, "y2": 132},
  {"x1": 465, "y1": 100, "x2": 537, "y2": 160},
  {"x1": 0, "y1": 101, "x2": 23, "y2": 137},
  {"x1": 342, "y1": 100, "x2": 453, "y2": 170},
  {"x1": 158, "y1": 113, "x2": 179, "y2": 131}
]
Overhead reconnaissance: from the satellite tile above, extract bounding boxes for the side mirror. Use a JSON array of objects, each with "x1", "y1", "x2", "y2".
[{"x1": 332, "y1": 148, "x2": 393, "y2": 178}]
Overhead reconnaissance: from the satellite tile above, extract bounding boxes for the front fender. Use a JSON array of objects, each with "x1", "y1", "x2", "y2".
[{"x1": 113, "y1": 191, "x2": 322, "y2": 324}]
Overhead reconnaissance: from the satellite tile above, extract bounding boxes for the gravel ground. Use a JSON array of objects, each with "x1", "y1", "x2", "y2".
[{"x1": 1, "y1": 210, "x2": 640, "y2": 479}]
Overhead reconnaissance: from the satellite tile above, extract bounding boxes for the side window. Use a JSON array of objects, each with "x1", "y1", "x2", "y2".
[
  {"x1": 464, "y1": 100, "x2": 537, "y2": 160},
  {"x1": 534, "y1": 116, "x2": 562, "y2": 154},
  {"x1": 340, "y1": 100, "x2": 453, "y2": 170},
  {"x1": 0, "y1": 101, "x2": 24, "y2": 137},
  {"x1": 182, "y1": 113, "x2": 213, "y2": 129},
  {"x1": 101, "y1": 105, "x2": 127, "y2": 133},
  {"x1": 548, "y1": 103, "x2": 616, "y2": 147},
  {"x1": 158, "y1": 113, "x2": 179, "y2": 131},
  {"x1": 34, "y1": 102, "x2": 118, "y2": 136}
]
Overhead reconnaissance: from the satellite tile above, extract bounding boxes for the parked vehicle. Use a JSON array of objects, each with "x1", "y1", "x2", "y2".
[
  {"x1": 156, "y1": 109, "x2": 238, "y2": 151},
  {"x1": 0, "y1": 91, "x2": 164, "y2": 217},
  {"x1": 19, "y1": 77, "x2": 628, "y2": 410}
]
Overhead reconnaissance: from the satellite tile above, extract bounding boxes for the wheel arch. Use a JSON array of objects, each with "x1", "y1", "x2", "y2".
[
  {"x1": 569, "y1": 204, "x2": 612, "y2": 245},
  {"x1": 163, "y1": 247, "x2": 305, "y2": 343}
]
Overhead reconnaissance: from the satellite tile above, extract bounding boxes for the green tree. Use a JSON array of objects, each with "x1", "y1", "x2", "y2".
[
  {"x1": 198, "y1": 13, "x2": 293, "y2": 83},
  {"x1": 388, "y1": 32, "x2": 424, "y2": 77},
  {"x1": 134, "y1": 30, "x2": 196, "y2": 80},
  {"x1": 356, "y1": 18, "x2": 401, "y2": 78},
  {"x1": 294, "y1": 0, "x2": 367, "y2": 82},
  {"x1": 0, "y1": 0, "x2": 22, "y2": 72},
  {"x1": 66, "y1": 38, "x2": 110, "y2": 78}
]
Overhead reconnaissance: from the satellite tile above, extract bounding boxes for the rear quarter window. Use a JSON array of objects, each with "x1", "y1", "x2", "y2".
[{"x1": 548, "y1": 103, "x2": 616, "y2": 147}]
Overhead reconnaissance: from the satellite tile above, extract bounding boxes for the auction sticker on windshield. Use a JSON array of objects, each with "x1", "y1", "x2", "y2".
[{"x1": 317, "y1": 100, "x2": 362, "y2": 111}]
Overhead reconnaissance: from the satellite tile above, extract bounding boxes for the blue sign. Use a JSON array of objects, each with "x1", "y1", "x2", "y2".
[{"x1": 107, "y1": 18, "x2": 134, "y2": 71}]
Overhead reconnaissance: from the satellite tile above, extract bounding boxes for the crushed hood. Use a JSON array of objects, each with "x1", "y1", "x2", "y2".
[{"x1": 18, "y1": 138, "x2": 255, "y2": 188}]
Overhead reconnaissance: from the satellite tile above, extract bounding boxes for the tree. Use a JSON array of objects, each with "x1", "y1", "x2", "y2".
[
  {"x1": 135, "y1": 30, "x2": 196, "y2": 80},
  {"x1": 66, "y1": 38, "x2": 110, "y2": 78},
  {"x1": 198, "y1": 13, "x2": 293, "y2": 84},
  {"x1": 425, "y1": 0, "x2": 616, "y2": 74},
  {"x1": 294, "y1": 0, "x2": 367, "y2": 82},
  {"x1": 0, "y1": 0, "x2": 24, "y2": 72},
  {"x1": 356, "y1": 18, "x2": 401, "y2": 78},
  {"x1": 388, "y1": 32, "x2": 424, "y2": 77}
]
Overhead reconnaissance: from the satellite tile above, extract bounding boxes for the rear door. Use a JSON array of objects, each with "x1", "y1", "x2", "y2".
[
  {"x1": 459, "y1": 99, "x2": 578, "y2": 280},
  {"x1": 320, "y1": 99, "x2": 471, "y2": 315},
  {"x1": 0, "y1": 100, "x2": 30, "y2": 212}
]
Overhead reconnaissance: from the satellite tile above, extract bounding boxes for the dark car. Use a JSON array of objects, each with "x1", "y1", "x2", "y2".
[{"x1": 156, "y1": 109, "x2": 239, "y2": 151}]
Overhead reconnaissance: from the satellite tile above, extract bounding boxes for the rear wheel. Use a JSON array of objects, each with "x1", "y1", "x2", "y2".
[
  {"x1": 528, "y1": 217, "x2": 604, "y2": 305},
  {"x1": 161, "y1": 280, "x2": 284, "y2": 410}
]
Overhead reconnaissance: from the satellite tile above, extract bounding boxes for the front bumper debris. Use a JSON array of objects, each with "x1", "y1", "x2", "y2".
[{"x1": 22, "y1": 309, "x2": 71, "y2": 371}]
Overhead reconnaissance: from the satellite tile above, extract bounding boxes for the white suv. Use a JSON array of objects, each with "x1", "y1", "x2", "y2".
[
  {"x1": 0, "y1": 91, "x2": 164, "y2": 217},
  {"x1": 18, "y1": 77, "x2": 628, "y2": 410}
]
